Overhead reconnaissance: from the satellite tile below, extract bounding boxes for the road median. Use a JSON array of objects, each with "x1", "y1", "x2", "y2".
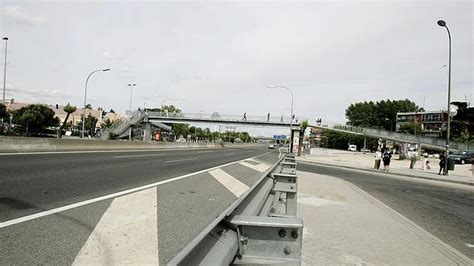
[{"x1": 0, "y1": 136, "x2": 262, "y2": 153}]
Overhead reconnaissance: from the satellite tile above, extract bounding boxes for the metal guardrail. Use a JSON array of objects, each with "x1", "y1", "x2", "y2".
[{"x1": 168, "y1": 153, "x2": 302, "y2": 265}]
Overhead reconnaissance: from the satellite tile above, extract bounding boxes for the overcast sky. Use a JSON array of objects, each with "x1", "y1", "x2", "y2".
[{"x1": 0, "y1": 0, "x2": 472, "y2": 134}]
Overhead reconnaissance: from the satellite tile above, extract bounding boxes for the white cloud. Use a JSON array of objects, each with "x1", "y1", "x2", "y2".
[{"x1": 2, "y1": 6, "x2": 46, "y2": 26}]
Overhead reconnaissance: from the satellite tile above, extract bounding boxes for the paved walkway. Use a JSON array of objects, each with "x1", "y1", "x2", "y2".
[
  {"x1": 298, "y1": 171, "x2": 472, "y2": 265},
  {"x1": 299, "y1": 148, "x2": 474, "y2": 186}
]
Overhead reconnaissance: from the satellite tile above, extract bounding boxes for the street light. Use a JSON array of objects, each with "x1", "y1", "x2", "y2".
[
  {"x1": 81, "y1": 68, "x2": 110, "y2": 138},
  {"x1": 267, "y1": 85, "x2": 294, "y2": 151},
  {"x1": 127, "y1": 83, "x2": 136, "y2": 141},
  {"x1": 384, "y1": 118, "x2": 394, "y2": 132},
  {"x1": 128, "y1": 83, "x2": 136, "y2": 112},
  {"x1": 1, "y1": 37, "x2": 7, "y2": 134},
  {"x1": 2, "y1": 37, "x2": 8, "y2": 104},
  {"x1": 437, "y1": 19, "x2": 452, "y2": 175}
]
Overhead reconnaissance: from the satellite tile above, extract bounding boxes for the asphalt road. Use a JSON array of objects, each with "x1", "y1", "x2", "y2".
[
  {"x1": 298, "y1": 162, "x2": 474, "y2": 259},
  {"x1": 0, "y1": 146, "x2": 272, "y2": 222},
  {"x1": 0, "y1": 146, "x2": 281, "y2": 264}
]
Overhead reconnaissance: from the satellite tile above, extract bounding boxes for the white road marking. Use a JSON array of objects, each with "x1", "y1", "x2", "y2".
[
  {"x1": 209, "y1": 169, "x2": 249, "y2": 197},
  {"x1": 466, "y1": 243, "x2": 474, "y2": 248},
  {"x1": 239, "y1": 161, "x2": 270, "y2": 172},
  {"x1": 165, "y1": 157, "x2": 197, "y2": 163},
  {"x1": 73, "y1": 187, "x2": 158, "y2": 265},
  {"x1": 0, "y1": 148, "x2": 217, "y2": 156},
  {"x1": 0, "y1": 153, "x2": 271, "y2": 229},
  {"x1": 113, "y1": 153, "x2": 165, "y2": 158},
  {"x1": 224, "y1": 152, "x2": 236, "y2": 156},
  {"x1": 196, "y1": 150, "x2": 213, "y2": 154}
]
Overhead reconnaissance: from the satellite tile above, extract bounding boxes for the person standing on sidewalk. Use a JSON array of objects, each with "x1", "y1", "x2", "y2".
[
  {"x1": 409, "y1": 149, "x2": 417, "y2": 169},
  {"x1": 439, "y1": 153, "x2": 446, "y2": 175},
  {"x1": 382, "y1": 151, "x2": 392, "y2": 171},
  {"x1": 374, "y1": 149, "x2": 382, "y2": 170}
]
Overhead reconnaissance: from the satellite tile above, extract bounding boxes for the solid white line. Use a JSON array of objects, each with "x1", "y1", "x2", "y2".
[
  {"x1": 113, "y1": 153, "x2": 165, "y2": 158},
  {"x1": 0, "y1": 147, "x2": 218, "y2": 156},
  {"x1": 0, "y1": 152, "x2": 270, "y2": 229},
  {"x1": 224, "y1": 152, "x2": 236, "y2": 156},
  {"x1": 196, "y1": 150, "x2": 213, "y2": 154},
  {"x1": 73, "y1": 187, "x2": 159, "y2": 265},
  {"x1": 165, "y1": 158, "x2": 197, "y2": 163},
  {"x1": 209, "y1": 169, "x2": 249, "y2": 197}
]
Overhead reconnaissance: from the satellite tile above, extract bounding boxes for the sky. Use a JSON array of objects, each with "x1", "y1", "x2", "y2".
[{"x1": 0, "y1": 0, "x2": 473, "y2": 135}]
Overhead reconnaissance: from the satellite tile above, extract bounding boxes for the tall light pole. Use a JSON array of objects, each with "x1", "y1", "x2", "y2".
[
  {"x1": 127, "y1": 83, "x2": 136, "y2": 141},
  {"x1": 267, "y1": 85, "x2": 294, "y2": 151},
  {"x1": 128, "y1": 83, "x2": 136, "y2": 112},
  {"x1": 437, "y1": 19, "x2": 452, "y2": 175},
  {"x1": 1, "y1": 37, "x2": 7, "y2": 134},
  {"x1": 81, "y1": 68, "x2": 110, "y2": 138},
  {"x1": 2, "y1": 37, "x2": 8, "y2": 104}
]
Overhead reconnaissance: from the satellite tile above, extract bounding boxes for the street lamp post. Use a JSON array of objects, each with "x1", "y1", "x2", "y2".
[
  {"x1": 128, "y1": 83, "x2": 136, "y2": 141},
  {"x1": 81, "y1": 68, "x2": 110, "y2": 138},
  {"x1": 1, "y1": 37, "x2": 8, "y2": 134},
  {"x1": 267, "y1": 85, "x2": 294, "y2": 152},
  {"x1": 384, "y1": 118, "x2": 394, "y2": 132},
  {"x1": 437, "y1": 19, "x2": 452, "y2": 175},
  {"x1": 2, "y1": 37, "x2": 8, "y2": 104},
  {"x1": 128, "y1": 83, "x2": 136, "y2": 112}
]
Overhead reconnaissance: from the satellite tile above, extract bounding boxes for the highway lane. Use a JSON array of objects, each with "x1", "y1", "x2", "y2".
[
  {"x1": 0, "y1": 146, "x2": 271, "y2": 222},
  {"x1": 298, "y1": 162, "x2": 474, "y2": 259}
]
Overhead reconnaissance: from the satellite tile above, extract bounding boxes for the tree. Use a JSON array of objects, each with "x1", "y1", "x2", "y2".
[
  {"x1": 0, "y1": 103, "x2": 7, "y2": 120},
  {"x1": 172, "y1": 124, "x2": 189, "y2": 139},
  {"x1": 398, "y1": 122, "x2": 422, "y2": 135},
  {"x1": 11, "y1": 104, "x2": 60, "y2": 135},
  {"x1": 77, "y1": 114, "x2": 98, "y2": 137},
  {"x1": 147, "y1": 105, "x2": 182, "y2": 113},
  {"x1": 298, "y1": 120, "x2": 309, "y2": 156},
  {"x1": 101, "y1": 118, "x2": 116, "y2": 129},
  {"x1": 85, "y1": 104, "x2": 92, "y2": 109},
  {"x1": 57, "y1": 103, "x2": 77, "y2": 139},
  {"x1": 345, "y1": 99, "x2": 422, "y2": 130}
]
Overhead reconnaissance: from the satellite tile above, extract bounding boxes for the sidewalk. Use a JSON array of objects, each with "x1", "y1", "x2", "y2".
[
  {"x1": 298, "y1": 171, "x2": 472, "y2": 265},
  {"x1": 298, "y1": 149, "x2": 474, "y2": 186}
]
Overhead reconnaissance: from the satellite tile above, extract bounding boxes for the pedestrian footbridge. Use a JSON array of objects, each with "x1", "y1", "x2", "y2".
[{"x1": 96, "y1": 111, "x2": 472, "y2": 151}]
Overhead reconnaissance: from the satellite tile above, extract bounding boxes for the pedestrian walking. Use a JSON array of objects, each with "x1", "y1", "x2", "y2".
[
  {"x1": 382, "y1": 151, "x2": 391, "y2": 171},
  {"x1": 408, "y1": 149, "x2": 417, "y2": 169},
  {"x1": 374, "y1": 149, "x2": 382, "y2": 170},
  {"x1": 242, "y1": 112, "x2": 247, "y2": 121},
  {"x1": 439, "y1": 153, "x2": 446, "y2": 175},
  {"x1": 267, "y1": 113, "x2": 270, "y2": 122}
]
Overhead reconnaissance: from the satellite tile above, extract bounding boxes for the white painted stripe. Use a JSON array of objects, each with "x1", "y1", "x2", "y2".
[
  {"x1": 0, "y1": 148, "x2": 217, "y2": 156},
  {"x1": 113, "y1": 153, "x2": 165, "y2": 158},
  {"x1": 239, "y1": 161, "x2": 270, "y2": 172},
  {"x1": 0, "y1": 152, "x2": 272, "y2": 228},
  {"x1": 73, "y1": 187, "x2": 158, "y2": 265},
  {"x1": 196, "y1": 150, "x2": 213, "y2": 154},
  {"x1": 209, "y1": 169, "x2": 249, "y2": 197},
  {"x1": 165, "y1": 157, "x2": 197, "y2": 163},
  {"x1": 466, "y1": 243, "x2": 474, "y2": 248},
  {"x1": 225, "y1": 152, "x2": 236, "y2": 156}
]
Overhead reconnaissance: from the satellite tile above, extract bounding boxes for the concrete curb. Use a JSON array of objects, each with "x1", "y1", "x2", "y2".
[{"x1": 297, "y1": 159, "x2": 474, "y2": 187}]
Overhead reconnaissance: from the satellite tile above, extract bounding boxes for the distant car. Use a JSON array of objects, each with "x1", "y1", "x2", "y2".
[
  {"x1": 451, "y1": 151, "x2": 474, "y2": 165},
  {"x1": 268, "y1": 143, "x2": 275, "y2": 149},
  {"x1": 348, "y1": 145, "x2": 357, "y2": 152}
]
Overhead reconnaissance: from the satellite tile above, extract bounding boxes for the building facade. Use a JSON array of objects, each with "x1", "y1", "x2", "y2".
[{"x1": 396, "y1": 111, "x2": 448, "y2": 137}]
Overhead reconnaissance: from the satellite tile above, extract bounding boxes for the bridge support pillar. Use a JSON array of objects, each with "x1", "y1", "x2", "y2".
[{"x1": 143, "y1": 122, "x2": 152, "y2": 141}]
